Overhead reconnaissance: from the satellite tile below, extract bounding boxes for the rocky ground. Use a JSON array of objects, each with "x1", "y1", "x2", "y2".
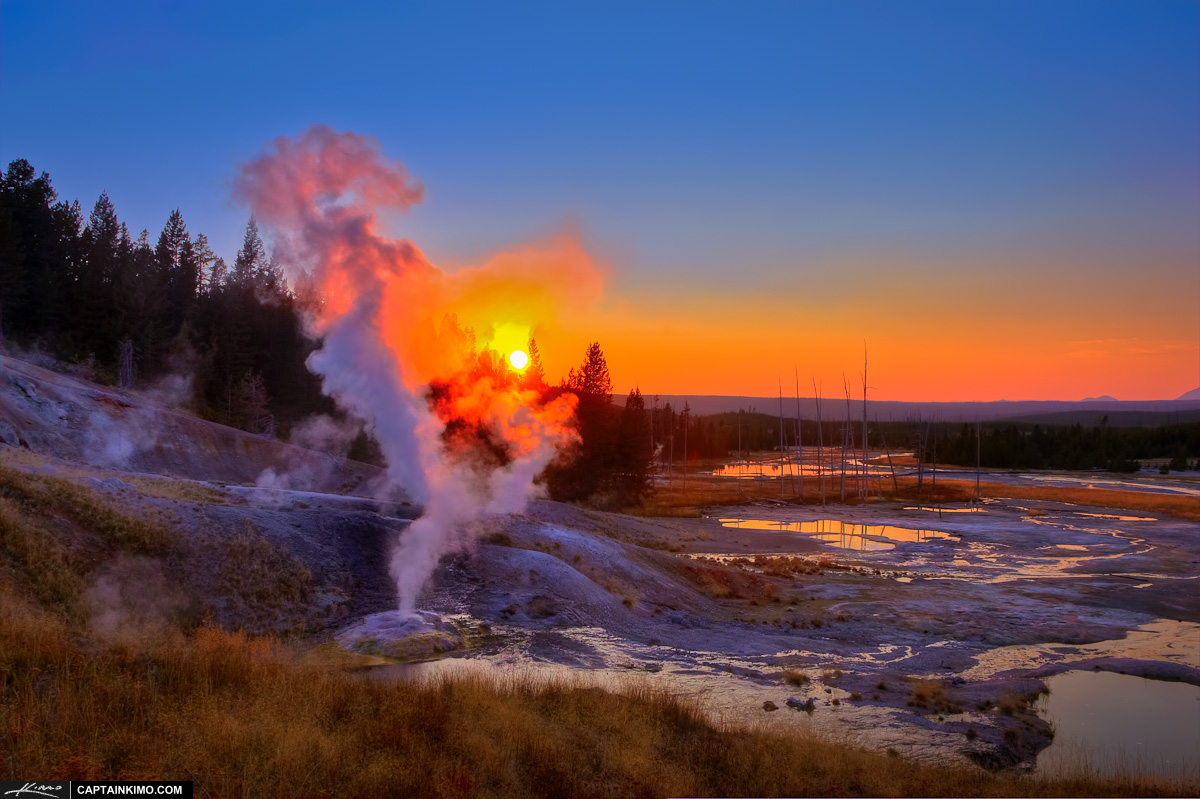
[{"x1": 4, "y1": 353, "x2": 1198, "y2": 774}]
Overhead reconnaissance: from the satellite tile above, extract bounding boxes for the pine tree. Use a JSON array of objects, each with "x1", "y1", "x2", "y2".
[
  {"x1": 190, "y1": 233, "x2": 218, "y2": 294},
  {"x1": 77, "y1": 191, "x2": 123, "y2": 362},
  {"x1": 236, "y1": 370, "x2": 275, "y2": 437},
  {"x1": 617, "y1": 388, "x2": 654, "y2": 502},
  {"x1": 156, "y1": 208, "x2": 199, "y2": 331},
  {"x1": 523, "y1": 337, "x2": 546, "y2": 390},
  {"x1": 566, "y1": 341, "x2": 612, "y2": 400},
  {"x1": 207, "y1": 257, "x2": 228, "y2": 292},
  {"x1": 546, "y1": 342, "x2": 619, "y2": 501},
  {"x1": 116, "y1": 228, "x2": 166, "y2": 376},
  {"x1": 0, "y1": 160, "x2": 75, "y2": 340},
  {"x1": 232, "y1": 215, "x2": 268, "y2": 289}
]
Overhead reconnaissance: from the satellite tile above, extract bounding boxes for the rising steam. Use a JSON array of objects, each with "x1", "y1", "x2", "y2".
[{"x1": 233, "y1": 125, "x2": 603, "y2": 611}]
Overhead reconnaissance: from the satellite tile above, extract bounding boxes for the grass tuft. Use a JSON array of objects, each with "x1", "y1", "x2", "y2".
[
  {"x1": 783, "y1": 668, "x2": 809, "y2": 686},
  {"x1": 905, "y1": 679, "x2": 964, "y2": 714}
]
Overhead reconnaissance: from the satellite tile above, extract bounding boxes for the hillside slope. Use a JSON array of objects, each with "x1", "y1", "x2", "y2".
[{"x1": 0, "y1": 354, "x2": 384, "y2": 494}]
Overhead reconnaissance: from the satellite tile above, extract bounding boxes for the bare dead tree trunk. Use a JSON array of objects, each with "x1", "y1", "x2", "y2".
[
  {"x1": 932, "y1": 420, "x2": 941, "y2": 520},
  {"x1": 794, "y1": 368, "x2": 803, "y2": 503},
  {"x1": 668, "y1": 433, "x2": 673, "y2": 490},
  {"x1": 931, "y1": 422, "x2": 937, "y2": 490},
  {"x1": 118, "y1": 338, "x2": 135, "y2": 391},
  {"x1": 814, "y1": 378, "x2": 825, "y2": 506},
  {"x1": 976, "y1": 419, "x2": 982, "y2": 504},
  {"x1": 650, "y1": 395, "x2": 657, "y2": 483},
  {"x1": 841, "y1": 377, "x2": 851, "y2": 503},
  {"x1": 916, "y1": 419, "x2": 925, "y2": 496},
  {"x1": 877, "y1": 416, "x2": 900, "y2": 492},
  {"x1": 682, "y1": 410, "x2": 688, "y2": 502},
  {"x1": 778, "y1": 378, "x2": 786, "y2": 500},
  {"x1": 862, "y1": 344, "x2": 869, "y2": 500}
]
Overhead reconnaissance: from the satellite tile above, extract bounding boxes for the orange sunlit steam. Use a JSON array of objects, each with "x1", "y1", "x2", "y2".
[{"x1": 233, "y1": 125, "x2": 605, "y2": 612}]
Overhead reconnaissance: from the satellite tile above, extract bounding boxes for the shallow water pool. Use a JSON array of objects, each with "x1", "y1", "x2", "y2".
[
  {"x1": 1036, "y1": 670, "x2": 1200, "y2": 780},
  {"x1": 719, "y1": 518, "x2": 958, "y2": 551}
]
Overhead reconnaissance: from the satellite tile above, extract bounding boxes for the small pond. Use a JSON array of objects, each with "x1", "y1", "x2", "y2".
[
  {"x1": 719, "y1": 518, "x2": 958, "y2": 551},
  {"x1": 712, "y1": 457, "x2": 891, "y2": 479},
  {"x1": 1036, "y1": 670, "x2": 1200, "y2": 781}
]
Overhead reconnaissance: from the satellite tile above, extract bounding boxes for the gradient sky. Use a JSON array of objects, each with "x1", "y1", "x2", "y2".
[{"x1": 2, "y1": 0, "x2": 1197, "y2": 401}]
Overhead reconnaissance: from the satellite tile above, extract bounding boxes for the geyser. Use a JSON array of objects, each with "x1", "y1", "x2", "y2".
[{"x1": 233, "y1": 125, "x2": 604, "y2": 611}]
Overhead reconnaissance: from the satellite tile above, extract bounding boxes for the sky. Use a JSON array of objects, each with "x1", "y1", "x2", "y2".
[{"x1": 2, "y1": 0, "x2": 1197, "y2": 401}]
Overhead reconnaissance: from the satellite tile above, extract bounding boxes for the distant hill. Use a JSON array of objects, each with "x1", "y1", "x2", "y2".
[
  {"x1": 0, "y1": 355, "x2": 385, "y2": 493},
  {"x1": 635, "y1": 394, "x2": 1199, "y2": 423},
  {"x1": 1082, "y1": 395, "x2": 1118, "y2": 402},
  {"x1": 1177, "y1": 388, "x2": 1200, "y2": 401}
]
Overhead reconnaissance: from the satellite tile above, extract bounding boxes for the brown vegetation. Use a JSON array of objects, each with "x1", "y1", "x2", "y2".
[
  {"x1": 973, "y1": 480, "x2": 1200, "y2": 522},
  {"x1": 906, "y1": 678, "x2": 964, "y2": 714},
  {"x1": 783, "y1": 668, "x2": 809, "y2": 686},
  {"x1": 3, "y1": 593, "x2": 1192, "y2": 797},
  {"x1": 2, "y1": 466, "x2": 1195, "y2": 796},
  {"x1": 671, "y1": 558, "x2": 774, "y2": 601},
  {"x1": 635, "y1": 458, "x2": 1198, "y2": 523}
]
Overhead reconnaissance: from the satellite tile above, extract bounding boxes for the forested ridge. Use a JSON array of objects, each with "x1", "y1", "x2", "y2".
[
  {"x1": 0, "y1": 158, "x2": 330, "y2": 440},
  {"x1": 924, "y1": 420, "x2": 1198, "y2": 473}
]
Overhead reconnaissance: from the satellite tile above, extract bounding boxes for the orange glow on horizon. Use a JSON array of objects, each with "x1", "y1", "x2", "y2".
[
  {"x1": 237, "y1": 127, "x2": 1198, "y2": 407},
  {"x1": 532, "y1": 259, "x2": 1199, "y2": 403}
]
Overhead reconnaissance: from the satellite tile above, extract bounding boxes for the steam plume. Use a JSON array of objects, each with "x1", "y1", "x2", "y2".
[{"x1": 233, "y1": 125, "x2": 602, "y2": 611}]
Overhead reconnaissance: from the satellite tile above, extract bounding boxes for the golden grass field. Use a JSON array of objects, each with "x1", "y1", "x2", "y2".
[{"x1": 2, "y1": 462, "x2": 1196, "y2": 796}]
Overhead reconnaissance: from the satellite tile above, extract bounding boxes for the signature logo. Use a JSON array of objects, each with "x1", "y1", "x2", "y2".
[{"x1": 2, "y1": 785, "x2": 65, "y2": 799}]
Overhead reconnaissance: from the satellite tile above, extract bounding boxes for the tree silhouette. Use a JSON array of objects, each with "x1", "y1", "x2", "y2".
[
  {"x1": 545, "y1": 342, "x2": 620, "y2": 501},
  {"x1": 522, "y1": 336, "x2": 546, "y2": 390},
  {"x1": 617, "y1": 388, "x2": 654, "y2": 502},
  {"x1": 566, "y1": 341, "x2": 612, "y2": 399},
  {"x1": 232, "y1": 215, "x2": 268, "y2": 289}
]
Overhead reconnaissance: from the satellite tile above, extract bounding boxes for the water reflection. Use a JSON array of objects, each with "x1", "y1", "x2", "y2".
[
  {"x1": 713, "y1": 452, "x2": 893, "y2": 479},
  {"x1": 718, "y1": 518, "x2": 958, "y2": 550},
  {"x1": 902, "y1": 505, "x2": 987, "y2": 514},
  {"x1": 1036, "y1": 670, "x2": 1200, "y2": 781},
  {"x1": 1074, "y1": 512, "x2": 1157, "y2": 522}
]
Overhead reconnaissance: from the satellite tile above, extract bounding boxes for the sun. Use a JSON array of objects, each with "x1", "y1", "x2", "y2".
[{"x1": 509, "y1": 349, "x2": 529, "y2": 370}]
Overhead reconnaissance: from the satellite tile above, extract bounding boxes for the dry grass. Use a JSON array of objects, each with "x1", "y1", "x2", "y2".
[
  {"x1": 631, "y1": 456, "x2": 881, "y2": 515},
  {"x1": 635, "y1": 457, "x2": 1197, "y2": 523},
  {"x1": 641, "y1": 471, "x2": 880, "y2": 515},
  {"x1": 891, "y1": 476, "x2": 1200, "y2": 522},
  {"x1": 783, "y1": 668, "x2": 810, "y2": 686},
  {"x1": 0, "y1": 466, "x2": 177, "y2": 620},
  {"x1": 751, "y1": 554, "x2": 823, "y2": 577},
  {"x1": 122, "y1": 475, "x2": 238, "y2": 505},
  {"x1": 973, "y1": 480, "x2": 1200, "y2": 522},
  {"x1": 2, "y1": 461, "x2": 1195, "y2": 796},
  {"x1": 1, "y1": 595, "x2": 1193, "y2": 797},
  {"x1": 1, "y1": 466, "x2": 170, "y2": 554},
  {"x1": 0, "y1": 464, "x2": 316, "y2": 636},
  {"x1": 906, "y1": 679, "x2": 964, "y2": 714}
]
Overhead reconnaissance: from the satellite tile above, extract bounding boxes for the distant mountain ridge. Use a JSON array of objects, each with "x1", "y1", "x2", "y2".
[
  {"x1": 1177, "y1": 388, "x2": 1200, "y2": 401},
  {"x1": 637, "y1": 394, "x2": 1199, "y2": 424},
  {"x1": 1082, "y1": 395, "x2": 1118, "y2": 402}
]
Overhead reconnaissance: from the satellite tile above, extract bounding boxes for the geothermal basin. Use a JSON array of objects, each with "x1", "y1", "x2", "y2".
[{"x1": 338, "y1": 493, "x2": 1199, "y2": 774}]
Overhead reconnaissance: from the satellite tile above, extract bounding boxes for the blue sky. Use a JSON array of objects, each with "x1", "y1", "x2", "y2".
[{"x1": 2, "y1": 1, "x2": 1197, "y2": 398}]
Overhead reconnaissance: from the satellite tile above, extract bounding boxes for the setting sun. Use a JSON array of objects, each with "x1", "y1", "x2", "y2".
[{"x1": 509, "y1": 349, "x2": 529, "y2": 370}]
